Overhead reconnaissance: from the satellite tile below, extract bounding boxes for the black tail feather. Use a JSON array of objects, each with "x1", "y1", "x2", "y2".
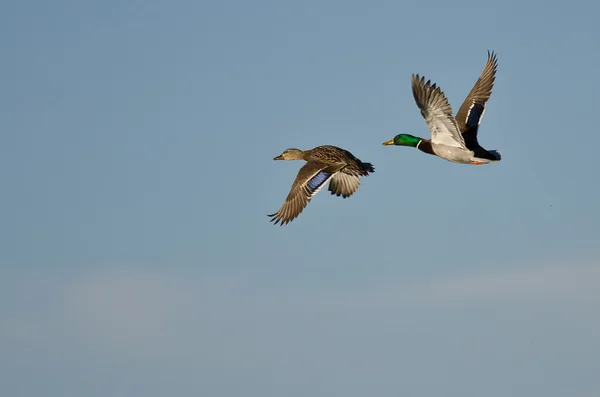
[{"x1": 361, "y1": 162, "x2": 375, "y2": 175}]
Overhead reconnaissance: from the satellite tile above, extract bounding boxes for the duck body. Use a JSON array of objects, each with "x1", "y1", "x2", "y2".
[
  {"x1": 383, "y1": 51, "x2": 502, "y2": 165},
  {"x1": 269, "y1": 145, "x2": 374, "y2": 226},
  {"x1": 416, "y1": 138, "x2": 500, "y2": 164},
  {"x1": 415, "y1": 139, "x2": 481, "y2": 164},
  {"x1": 300, "y1": 145, "x2": 373, "y2": 175}
]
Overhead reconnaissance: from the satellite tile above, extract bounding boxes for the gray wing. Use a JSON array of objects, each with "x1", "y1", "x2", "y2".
[
  {"x1": 328, "y1": 171, "x2": 361, "y2": 198},
  {"x1": 269, "y1": 161, "x2": 345, "y2": 226},
  {"x1": 412, "y1": 74, "x2": 467, "y2": 149},
  {"x1": 455, "y1": 51, "x2": 498, "y2": 133}
]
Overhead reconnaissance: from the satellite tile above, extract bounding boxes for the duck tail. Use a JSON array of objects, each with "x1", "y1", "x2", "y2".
[
  {"x1": 488, "y1": 150, "x2": 502, "y2": 161},
  {"x1": 361, "y1": 162, "x2": 375, "y2": 175},
  {"x1": 473, "y1": 149, "x2": 502, "y2": 163}
]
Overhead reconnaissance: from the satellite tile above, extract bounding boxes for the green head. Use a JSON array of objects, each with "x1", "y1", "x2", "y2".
[{"x1": 382, "y1": 134, "x2": 422, "y2": 148}]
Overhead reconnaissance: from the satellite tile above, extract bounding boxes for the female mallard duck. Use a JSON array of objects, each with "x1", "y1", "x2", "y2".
[
  {"x1": 383, "y1": 51, "x2": 502, "y2": 165},
  {"x1": 269, "y1": 145, "x2": 374, "y2": 226}
]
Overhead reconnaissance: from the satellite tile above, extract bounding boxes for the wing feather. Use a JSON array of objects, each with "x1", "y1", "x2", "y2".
[
  {"x1": 269, "y1": 161, "x2": 344, "y2": 225},
  {"x1": 455, "y1": 51, "x2": 498, "y2": 133},
  {"x1": 328, "y1": 171, "x2": 361, "y2": 198},
  {"x1": 412, "y1": 74, "x2": 466, "y2": 149}
]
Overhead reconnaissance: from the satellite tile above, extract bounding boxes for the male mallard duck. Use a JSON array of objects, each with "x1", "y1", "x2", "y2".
[
  {"x1": 383, "y1": 51, "x2": 501, "y2": 165},
  {"x1": 269, "y1": 145, "x2": 374, "y2": 225}
]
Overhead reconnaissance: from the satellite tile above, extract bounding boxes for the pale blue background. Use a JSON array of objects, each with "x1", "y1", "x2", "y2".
[{"x1": 2, "y1": 1, "x2": 599, "y2": 396}]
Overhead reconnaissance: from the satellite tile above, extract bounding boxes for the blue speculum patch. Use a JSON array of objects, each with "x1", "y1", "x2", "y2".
[
  {"x1": 467, "y1": 103, "x2": 485, "y2": 127},
  {"x1": 307, "y1": 171, "x2": 331, "y2": 192}
]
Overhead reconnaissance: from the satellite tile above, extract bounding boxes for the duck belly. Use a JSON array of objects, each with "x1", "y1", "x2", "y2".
[{"x1": 431, "y1": 144, "x2": 474, "y2": 164}]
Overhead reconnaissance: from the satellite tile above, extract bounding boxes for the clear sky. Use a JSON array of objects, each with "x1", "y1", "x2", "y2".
[{"x1": 2, "y1": 0, "x2": 600, "y2": 396}]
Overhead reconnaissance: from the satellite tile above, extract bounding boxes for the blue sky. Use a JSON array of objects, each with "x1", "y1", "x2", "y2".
[{"x1": 2, "y1": 0, "x2": 599, "y2": 396}]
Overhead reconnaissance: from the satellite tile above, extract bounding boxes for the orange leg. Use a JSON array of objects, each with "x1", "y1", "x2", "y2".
[{"x1": 471, "y1": 161, "x2": 486, "y2": 165}]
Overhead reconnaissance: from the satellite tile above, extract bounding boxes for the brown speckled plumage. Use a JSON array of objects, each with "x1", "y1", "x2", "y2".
[{"x1": 269, "y1": 145, "x2": 374, "y2": 226}]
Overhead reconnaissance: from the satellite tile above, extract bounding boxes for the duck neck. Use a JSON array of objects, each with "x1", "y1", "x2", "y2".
[
  {"x1": 416, "y1": 139, "x2": 435, "y2": 156},
  {"x1": 299, "y1": 149, "x2": 311, "y2": 160}
]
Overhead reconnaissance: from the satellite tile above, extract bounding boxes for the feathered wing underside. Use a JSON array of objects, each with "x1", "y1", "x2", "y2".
[
  {"x1": 328, "y1": 171, "x2": 361, "y2": 198},
  {"x1": 411, "y1": 74, "x2": 466, "y2": 149},
  {"x1": 455, "y1": 51, "x2": 498, "y2": 134},
  {"x1": 268, "y1": 161, "x2": 344, "y2": 225}
]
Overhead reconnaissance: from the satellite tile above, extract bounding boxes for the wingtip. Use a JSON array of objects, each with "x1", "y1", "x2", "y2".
[
  {"x1": 267, "y1": 213, "x2": 280, "y2": 225},
  {"x1": 487, "y1": 49, "x2": 498, "y2": 64},
  {"x1": 268, "y1": 212, "x2": 295, "y2": 226},
  {"x1": 412, "y1": 73, "x2": 426, "y2": 86},
  {"x1": 412, "y1": 74, "x2": 433, "y2": 89}
]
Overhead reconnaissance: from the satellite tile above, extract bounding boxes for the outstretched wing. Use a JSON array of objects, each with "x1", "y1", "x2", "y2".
[
  {"x1": 455, "y1": 51, "x2": 498, "y2": 135},
  {"x1": 412, "y1": 74, "x2": 466, "y2": 149},
  {"x1": 269, "y1": 161, "x2": 344, "y2": 226}
]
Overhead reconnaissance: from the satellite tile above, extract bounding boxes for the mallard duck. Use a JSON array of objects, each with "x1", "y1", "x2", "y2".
[
  {"x1": 383, "y1": 51, "x2": 501, "y2": 165},
  {"x1": 269, "y1": 145, "x2": 374, "y2": 226}
]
